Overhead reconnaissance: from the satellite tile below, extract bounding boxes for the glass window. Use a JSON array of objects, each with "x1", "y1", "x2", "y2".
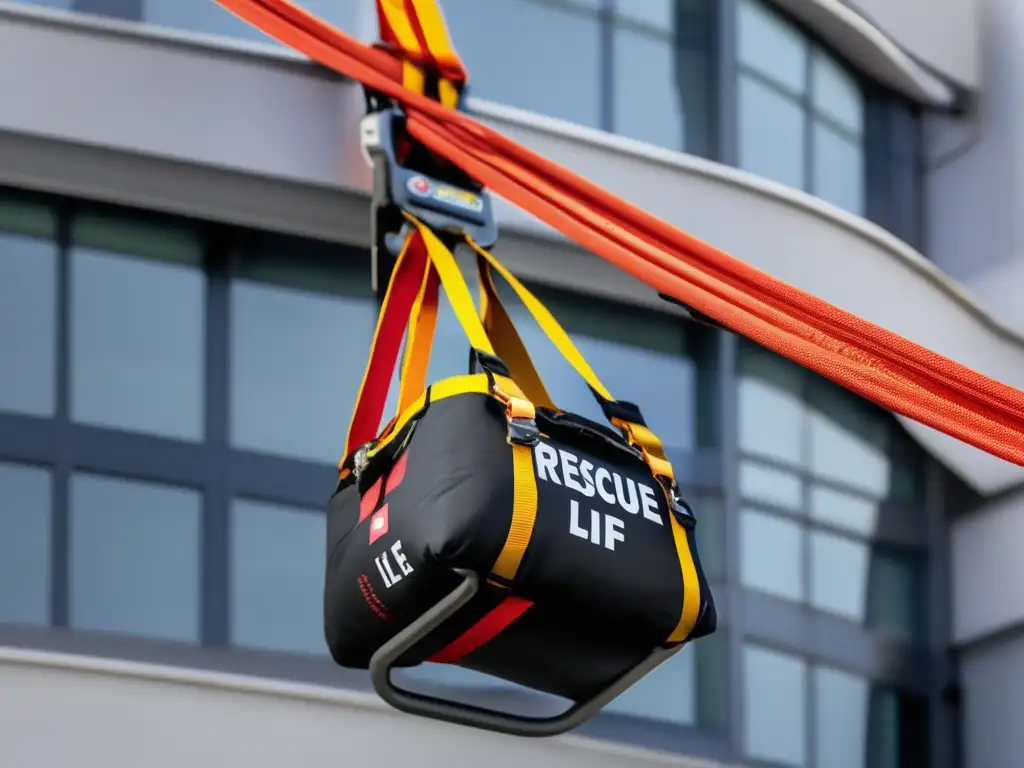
[
  {"x1": 738, "y1": 75, "x2": 806, "y2": 192},
  {"x1": 0, "y1": 462, "x2": 51, "y2": 627},
  {"x1": 229, "y1": 247, "x2": 376, "y2": 465},
  {"x1": 611, "y1": 0, "x2": 717, "y2": 158},
  {"x1": 440, "y1": 0, "x2": 602, "y2": 128},
  {"x1": 811, "y1": 489, "x2": 876, "y2": 536},
  {"x1": 811, "y1": 49, "x2": 864, "y2": 134},
  {"x1": 739, "y1": 461, "x2": 803, "y2": 512},
  {"x1": 230, "y1": 499, "x2": 326, "y2": 656},
  {"x1": 867, "y1": 550, "x2": 923, "y2": 642},
  {"x1": 737, "y1": 349, "x2": 805, "y2": 464},
  {"x1": 737, "y1": 0, "x2": 807, "y2": 94},
  {"x1": 15, "y1": 0, "x2": 73, "y2": 9},
  {"x1": 604, "y1": 642, "x2": 697, "y2": 724},
  {"x1": 70, "y1": 473, "x2": 201, "y2": 643},
  {"x1": 612, "y1": 29, "x2": 685, "y2": 152},
  {"x1": 70, "y1": 214, "x2": 205, "y2": 442},
  {"x1": 809, "y1": 485, "x2": 878, "y2": 536},
  {"x1": 142, "y1": 0, "x2": 363, "y2": 45},
  {"x1": 811, "y1": 123, "x2": 865, "y2": 215},
  {"x1": 741, "y1": 508, "x2": 803, "y2": 601},
  {"x1": 0, "y1": 199, "x2": 57, "y2": 418},
  {"x1": 809, "y1": 530, "x2": 869, "y2": 621},
  {"x1": 614, "y1": 0, "x2": 674, "y2": 30},
  {"x1": 815, "y1": 665, "x2": 870, "y2": 768},
  {"x1": 743, "y1": 644, "x2": 806, "y2": 766},
  {"x1": 869, "y1": 688, "x2": 931, "y2": 768},
  {"x1": 807, "y1": 398, "x2": 890, "y2": 496}
]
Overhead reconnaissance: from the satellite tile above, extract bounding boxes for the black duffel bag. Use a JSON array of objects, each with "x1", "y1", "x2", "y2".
[{"x1": 325, "y1": 218, "x2": 716, "y2": 735}]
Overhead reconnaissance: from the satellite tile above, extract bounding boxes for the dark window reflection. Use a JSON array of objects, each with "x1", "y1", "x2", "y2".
[
  {"x1": 865, "y1": 90, "x2": 924, "y2": 249},
  {"x1": 611, "y1": 0, "x2": 717, "y2": 158},
  {"x1": 815, "y1": 667, "x2": 931, "y2": 768}
]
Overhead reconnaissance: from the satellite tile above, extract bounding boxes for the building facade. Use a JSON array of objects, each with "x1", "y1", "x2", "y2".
[{"x1": 0, "y1": 1, "x2": 1020, "y2": 767}]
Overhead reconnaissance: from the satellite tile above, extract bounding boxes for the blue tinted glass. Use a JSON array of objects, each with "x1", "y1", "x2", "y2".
[
  {"x1": 741, "y1": 508, "x2": 803, "y2": 601},
  {"x1": 70, "y1": 216, "x2": 205, "y2": 442},
  {"x1": 743, "y1": 644, "x2": 807, "y2": 766},
  {"x1": 815, "y1": 665, "x2": 869, "y2": 768},
  {"x1": 603, "y1": 642, "x2": 696, "y2": 724},
  {"x1": 13, "y1": 1, "x2": 73, "y2": 9},
  {"x1": 440, "y1": 0, "x2": 602, "y2": 128},
  {"x1": 230, "y1": 266, "x2": 376, "y2": 465},
  {"x1": 70, "y1": 473, "x2": 201, "y2": 643},
  {"x1": 738, "y1": 75, "x2": 806, "y2": 191},
  {"x1": 230, "y1": 499, "x2": 327, "y2": 656},
  {"x1": 737, "y1": 0, "x2": 807, "y2": 94},
  {"x1": 613, "y1": 29, "x2": 686, "y2": 152},
  {"x1": 812, "y1": 122, "x2": 865, "y2": 215},
  {"x1": 0, "y1": 462, "x2": 51, "y2": 627},
  {"x1": 142, "y1": 0, "x2": 365, "y2": 44},
  {"x1": 0, "y1": 222, "x2": 57, "y2": 417}
]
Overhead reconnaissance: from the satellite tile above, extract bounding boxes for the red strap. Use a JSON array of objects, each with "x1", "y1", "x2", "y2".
[
  {"x1": 428, "y1": 596, "x2": 533, "y2": 664},
  {"x1": 344, "y1": 233, "x2": 428, "y2": 460}
]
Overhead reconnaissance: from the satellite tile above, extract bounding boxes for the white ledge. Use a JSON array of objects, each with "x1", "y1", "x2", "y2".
[
  {"x1": 770, "y1": 0, "x2": 959, "y2": 107},
  {"x1": 0, "y1": 646, "x2": 728, "y2": 768}
]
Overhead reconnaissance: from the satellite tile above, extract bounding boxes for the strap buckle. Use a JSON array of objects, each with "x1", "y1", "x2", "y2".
[
  {"x1": 351, "y1": 440, "x2": 375, "y2": 480},
  {"x1": 360, "y1": 105, "x2": 498, "y2": 265},
  {"x1": 491, "y1": 382, "x2": 540, "y2": 447}
]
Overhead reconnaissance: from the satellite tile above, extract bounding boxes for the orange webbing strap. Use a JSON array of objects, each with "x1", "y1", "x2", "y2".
[
  {"x1": 397, "y1": 248, "x2": 440, "y2": 414},
  {"x1": 343, "y1": 230, "x2": 430, "y2": 464},
  {"x1": 476, "y1": 256, "x2": 555, "y2": 411},
  {"x1": 376, "y1": 0, "x2": 464, "y2": 107},
  {"x1": 216, "y1": 2, "x2": 1024, "y2": 467}
]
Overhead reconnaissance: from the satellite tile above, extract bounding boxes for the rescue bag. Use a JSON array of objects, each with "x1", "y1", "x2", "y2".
[{"x1": 324, "y1": 203, "x2": 717, "y2": 734}]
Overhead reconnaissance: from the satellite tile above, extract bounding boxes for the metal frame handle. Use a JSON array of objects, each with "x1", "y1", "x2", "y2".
[{"x1": 369, "y1": 569, "x2": 682, "y2": 737}]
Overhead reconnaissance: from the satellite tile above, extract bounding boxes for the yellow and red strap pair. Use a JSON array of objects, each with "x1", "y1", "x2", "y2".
[{"x1": 376, "y1": 0, "x2": 465, "y2": 107}]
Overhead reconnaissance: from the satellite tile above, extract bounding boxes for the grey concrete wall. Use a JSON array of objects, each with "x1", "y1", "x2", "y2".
[
  {"x1": 959, "y1": 632, "x2": 1024, "y2": 768},
  {"x1": 0, "y1": 649, "x2": 728, "y2": 768},
  {"x1": 925, "y1": 0, "x2": 1024, "y2": 329},
  {"x1": 846, "y1": 0, "x2": 981, "y2": 89}
]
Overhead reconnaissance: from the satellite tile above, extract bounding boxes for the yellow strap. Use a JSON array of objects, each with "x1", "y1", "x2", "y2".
[
  {"x1": 467, "y1": 238, "x2": 674, "y2": 481},
  {"x1": 379, "y1": 0, "x2": 459, "y2": 108},
  {"x1": 667, "y1": 511, "x2": 701, "y2": 643},
  {"x1": 397, "y1": 240, "x2": 439, "y2": 414},
  {"x1": 477, "y1": 257, "x2": 555, "y2": 410},
  {"x1": 466, "y1": 237, "x2": 614, "y2": 401},
  {"x1": 378, "y1": 0, "x2": 428, "y2": 93},
  {"x1": 407, "y1": 0, "x2": 461, "y2": 108},
  {"x1": 408, "y1": 216, "x2": 496, "y2": 356},
  {"x1": 491, "y1": 442, "x2": 538, "y2": 584}
]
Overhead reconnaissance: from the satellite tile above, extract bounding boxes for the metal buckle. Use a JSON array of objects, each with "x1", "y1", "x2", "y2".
[
  {"x1": 360, "y1": 105, "x2": 498, "y2": 251},
  {"x1": 658, "y1": 477, "x2": 696, "y2": 529},
  {"x1": 352, "y1": 441, "x2": 374, "y2": 480},
  {"x1": 491, "y1": 385, "x2": 540, "y2": 447}
]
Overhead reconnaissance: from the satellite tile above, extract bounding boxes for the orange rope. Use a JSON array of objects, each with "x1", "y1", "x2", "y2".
[{"x1": 213, "y1": 0, "x2": 1024, "y2": 467}]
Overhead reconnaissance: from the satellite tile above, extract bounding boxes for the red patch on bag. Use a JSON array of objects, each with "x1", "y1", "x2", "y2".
[{"x1": 369, "y1": 504, "x2": 389, "y2": 544}]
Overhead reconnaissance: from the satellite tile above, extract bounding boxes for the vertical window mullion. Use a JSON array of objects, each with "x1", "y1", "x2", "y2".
[{"x1": 202, "y1": 229, "x2": 232, "y2": 647}]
